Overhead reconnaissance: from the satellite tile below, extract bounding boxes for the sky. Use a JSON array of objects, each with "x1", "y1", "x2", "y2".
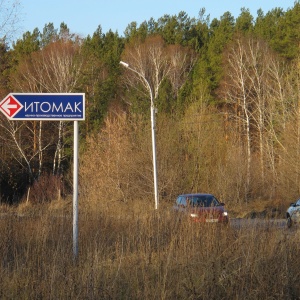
[{"x1": 19, "y1": 0, "x2": 296, "y2": 39}]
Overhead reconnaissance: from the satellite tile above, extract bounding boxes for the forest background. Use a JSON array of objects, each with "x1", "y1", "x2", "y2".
[{"x1": 1, "y1": 2, "x2": 300, "y2": 214}]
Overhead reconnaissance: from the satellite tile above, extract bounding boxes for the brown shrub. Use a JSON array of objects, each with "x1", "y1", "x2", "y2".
[{"x1": 24, "y1": 173, "x2": 64, "y2": 204}]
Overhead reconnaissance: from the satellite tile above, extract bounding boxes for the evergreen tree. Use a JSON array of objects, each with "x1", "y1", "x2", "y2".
[
  {"x1": 0, "y1": 42, "x2": 9, "y2": 94},
  {"x1": 12, "y1": 29, "x2": 40, "y2": 59},
  {"x1": 254, "y1": 7, "x2": 284, "y2": 41},
  {"x1": 124, "y1": 22, "x2": 139, "y2": 41},
  {"x1": 273, "y1": 2, "x2": 300, "y2": 59},
  {"x1": 235, "y1": 8, "x2": 254, "y2": 33},
  {"x1": 81, "y1": 27, "x2": 124, "y2": 132},
  {"x1": 190, "y1": 11, "x2": 235, "y2": 104},
  {"x1": 40, "y1": 23, "x2": 58, "y2": 47},
  {"x1": 156, "y1": 11, "x2": 196, "y2": 45}
]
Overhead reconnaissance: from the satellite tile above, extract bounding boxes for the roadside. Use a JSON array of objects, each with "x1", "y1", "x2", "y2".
[{"x1": 227, "y1": 198, "x2": 288, "y2": 219}]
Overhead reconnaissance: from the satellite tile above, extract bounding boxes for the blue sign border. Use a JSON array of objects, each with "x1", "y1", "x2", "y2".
[{"x1": 2, "y1": 93, "x2": 85, "y2": 121}]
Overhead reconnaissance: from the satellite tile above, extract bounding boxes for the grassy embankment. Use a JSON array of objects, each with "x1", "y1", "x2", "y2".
[{"x1": 0, "y1": 199, "x2": 299, "y2": 299}]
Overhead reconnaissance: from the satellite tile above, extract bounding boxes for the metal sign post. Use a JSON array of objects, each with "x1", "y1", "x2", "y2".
[
  {"x1": 73, "y1": 121, "x2": 79, "y2": 259},
  {"x1": 0, "y1": 93, "x2": 85, "y2": 259}
]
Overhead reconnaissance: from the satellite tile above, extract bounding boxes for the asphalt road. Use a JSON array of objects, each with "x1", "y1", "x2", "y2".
[
  {"x1": 230, "y1": 218, "x2": 287, "y2": 230},
  {"x1": 0, "y1": 212, "x2": 291, "y2": 231}
]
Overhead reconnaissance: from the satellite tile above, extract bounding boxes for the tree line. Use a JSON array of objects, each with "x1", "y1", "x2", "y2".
[{"x1": 0, "y1": 2, "x2": 300, "y2": 205}]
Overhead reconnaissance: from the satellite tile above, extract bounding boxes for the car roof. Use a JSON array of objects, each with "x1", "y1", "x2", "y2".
[{"x1": 177, "y1": 193, "x2": 214, "y2": 197}]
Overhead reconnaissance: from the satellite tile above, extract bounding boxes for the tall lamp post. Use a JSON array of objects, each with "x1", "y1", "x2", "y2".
[{"x1": 120, "y1": 61, "x2": 159, "y2": 210}]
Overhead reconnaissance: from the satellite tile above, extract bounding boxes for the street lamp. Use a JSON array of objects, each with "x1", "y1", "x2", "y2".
[{"x1": 120, "y1": 61, "x2": 159, "y2": 210}]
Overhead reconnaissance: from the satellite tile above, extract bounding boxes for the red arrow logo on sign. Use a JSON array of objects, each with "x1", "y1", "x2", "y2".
[{"x1": 0, "y1": 95, "x2": 23, "y2": 118}]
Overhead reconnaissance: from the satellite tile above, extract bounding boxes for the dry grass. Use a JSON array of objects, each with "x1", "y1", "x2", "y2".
[
  {"x1": 229, "y1": 198, "x2": 287, "y2": 219},
  {"x1": 0, "y1": 200, "x2": 299, "y2": 299}
]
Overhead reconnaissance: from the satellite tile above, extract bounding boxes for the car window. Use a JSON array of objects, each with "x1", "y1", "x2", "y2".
[
  {"x1": 176, "y1": 196, "x2": 187, "y2": 206},
  {"x1": 211, "y1": 197, "x2": 219, "y2": 206},
  {"x1": 176, "y1": 195, "x2": 220, "y2": 207},
  {"x1": 191, "y1": 195, "x2": 217, "y2": 207}
]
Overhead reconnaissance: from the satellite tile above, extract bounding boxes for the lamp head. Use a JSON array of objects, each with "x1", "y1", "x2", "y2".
[{"x1": 120, "y1": 61, "x2": 129, "y2": 68}]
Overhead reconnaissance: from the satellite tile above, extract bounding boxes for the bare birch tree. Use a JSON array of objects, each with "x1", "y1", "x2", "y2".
[
  {"x1": 0, "y1": 0, "x2": 21, "y2": 43},
  {"x1": 121, "y1": 35, "x2": 195, "y2": 101},
  {"x1": 9, "y1": 40, "x2": 84, "y2": 179},
  {"x1": 221, "y1": 36, "x2": 287, "y2": 198},
  {"x1": 120, "y1": 35, "x2": 196, "y2": 199},
  {"x1": 222, "y1": 37, "x2": 252, "y2": 198}
]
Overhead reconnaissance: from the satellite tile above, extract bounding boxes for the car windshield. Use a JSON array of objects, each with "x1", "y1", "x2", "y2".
[
  {"x1": 176, "y1": 195, "x2": 219, "y2": 207},
  {"x1": 191, "y1": 195, "x2": 218, "y2": 207}
]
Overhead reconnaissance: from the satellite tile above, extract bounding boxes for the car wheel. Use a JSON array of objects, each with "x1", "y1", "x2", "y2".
[{"x1": 287, "y1": 216, "x2": 292, "y2": 228}]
